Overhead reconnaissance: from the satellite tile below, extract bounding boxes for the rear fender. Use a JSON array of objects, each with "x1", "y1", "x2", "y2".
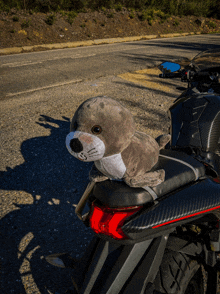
[{"x1": 166, "y1": 236, "x2": 203, "y2": 256}]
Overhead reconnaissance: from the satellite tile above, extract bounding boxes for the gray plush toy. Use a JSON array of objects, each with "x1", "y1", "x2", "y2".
[{"x1": 66, "y1": 96, "x2": 170, "y2": 187}]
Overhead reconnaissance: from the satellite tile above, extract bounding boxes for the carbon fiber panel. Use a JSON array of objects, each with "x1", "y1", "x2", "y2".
[{"x1": 123, "y1": 178, "x2": 220, "y2": 234}]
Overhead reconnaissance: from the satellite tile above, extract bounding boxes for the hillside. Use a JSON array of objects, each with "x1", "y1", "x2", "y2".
[{"x1": 0, "y1": 8, "x2": 220, "y2": 51}]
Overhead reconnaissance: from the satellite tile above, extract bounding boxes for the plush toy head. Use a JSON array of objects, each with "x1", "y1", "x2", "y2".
[{"x1": 66, "y1": 96, "x2": 135, "y2": 162}]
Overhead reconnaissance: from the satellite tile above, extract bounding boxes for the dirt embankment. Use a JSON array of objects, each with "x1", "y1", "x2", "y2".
[{"x1": 1, "y1": 8, "x2": 220, "y2": 50}]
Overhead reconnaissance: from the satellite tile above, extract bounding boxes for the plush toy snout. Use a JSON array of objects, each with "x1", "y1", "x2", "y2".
[{"x1": 66, "y1": 131, "x2": 106, "y2": 162}]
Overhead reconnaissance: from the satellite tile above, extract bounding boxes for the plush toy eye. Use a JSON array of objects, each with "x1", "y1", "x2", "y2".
[{"x1": 91, "y1": 125, "x2": 102, "y2": 134}]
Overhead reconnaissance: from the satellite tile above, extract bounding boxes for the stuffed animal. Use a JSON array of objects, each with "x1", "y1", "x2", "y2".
[{"x1": 66, "y1": 96, "x2": 170, "y2": 187}]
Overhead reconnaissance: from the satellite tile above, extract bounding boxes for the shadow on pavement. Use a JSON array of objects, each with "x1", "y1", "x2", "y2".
[
  {"x1": 0, "y1": 115, "x2": 94, "y2": 294},
  {"x1": 121, "y1": 36, "x2": 220, "y2": 67}
]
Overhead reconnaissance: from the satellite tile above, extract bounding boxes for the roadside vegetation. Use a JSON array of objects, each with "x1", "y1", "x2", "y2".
[
  {"x1": 1, "y1": 0, "x2": 220, "y2": 50},
  {"x1": 0, "y1": 0, "x2": 220, "y2": 19}
]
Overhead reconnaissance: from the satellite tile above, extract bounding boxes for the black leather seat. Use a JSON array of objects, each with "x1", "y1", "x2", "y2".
[{"x1": 92, "y1": 149, "x2": 206, "y2": 207}]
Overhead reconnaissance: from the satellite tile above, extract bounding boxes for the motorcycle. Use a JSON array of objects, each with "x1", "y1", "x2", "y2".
[{"x1": 46, "y1": 49, "x2": 220, "y2": 294}]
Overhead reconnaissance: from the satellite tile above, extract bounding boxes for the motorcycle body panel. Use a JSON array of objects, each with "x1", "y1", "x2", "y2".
[
  {"x1": 170, "y1": 92, "x2": 220, "y2": 154},
  {"x1": 123, "y1": 178, "x2": 220, "y2": 240},
  {"x1": 78, "y1": 236, "x2": 168, "y2": 294}
]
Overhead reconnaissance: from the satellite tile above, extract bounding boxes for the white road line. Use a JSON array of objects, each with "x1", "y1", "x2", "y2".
[
  {"x1": 6, "y1": 79, "x2": 83, "y2": 97},
  {"x1": 1, "y1": 54, "x2": 97, "y2": 67},
  {"x1": 2, "y1": 61, "x2": 43, "y2": 67}
]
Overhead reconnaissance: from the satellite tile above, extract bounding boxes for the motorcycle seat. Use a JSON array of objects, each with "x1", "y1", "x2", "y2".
[{"x1": 92, "y1": 149, "x2": 206, "y2": 207}]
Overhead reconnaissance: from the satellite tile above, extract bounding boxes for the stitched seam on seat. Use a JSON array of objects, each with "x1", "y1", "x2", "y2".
[{"x1": 159, "y1": 154, "x2": 199, "y2": 180}]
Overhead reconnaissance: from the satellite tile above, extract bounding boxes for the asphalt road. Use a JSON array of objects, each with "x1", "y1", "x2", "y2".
[
  {"x1": 1, "y1": 34, "x2": 220, "y2": 99},
  {"x1": 1, "y1": 34, "x2": 220, "y2": 294}
]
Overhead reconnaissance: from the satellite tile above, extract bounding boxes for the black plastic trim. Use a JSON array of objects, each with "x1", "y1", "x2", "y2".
[{"x1": 79, "y1": 238, "x2": 153, "y2": 294}]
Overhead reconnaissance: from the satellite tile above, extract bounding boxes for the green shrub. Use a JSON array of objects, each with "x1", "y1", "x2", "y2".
[
  {"x1": 67, "y1": 10, "x2": 77, "y2": 25},
  {"x1": 210, "y1": 1, "x2": 220, "y2": 19},
  {"x1": 100, "y1": 6, "x2": 106, "y2": 13},
  {"x1": 107, "y1": 12, "x2": 114, "y2": 18},
  {"x1": 139, "y1": 9, "x2": 154, "y2": 21},
  {"x1": 127, "y1": 0, "x2": 146, "y2": 10},
  {"x1": 45, "y1": 14, "x2": 56, "y2": 25},
  {"x1": 35, "y1": 0, "x2": 51, "y2": 13},
  {"x1": 148, "y1": 18, "x2": 152, "y2": 25},
  {"x1": 156, "y1": 10, "x2": 168, "y2": 21},
  {"x1": 12, "y1": 15, "x2": 19, "y2": 21},
  {"x1": 59, "y1": 10, "x2": 66, "y2": 17},
  {"x1": 129, "y1": 11, "x2": 135, "y2": 19},
  {"x1": 114, "y1": 3, "x2": 123, "y2": 12},
  {"x1": 173, "y1": 19, "x2": 180, "y2": 26},
  {"x1": 0, "y1": 0, "x2": 219, "y2": 19},
  {"x1": 0, "y1": 0, "x2": 4, "y2": 11},
  {"x1": 139, "y1": 9, "x2": 155, "y2": 25},
  {"x1": 178, "y1": 0, "x2": 211, "y2": 17},
  {"x1": 170, "y1": 0, "x2": 179, "y2": 15},
  {"x1": 148, "y1": 8, "x2": 155, "y2": 18},
  {"x1": 209, "y1": 20, "x2": 217, "y2": 28},
  {"x1": 156, "y1": 10, "x2": 164, "y2": 18},
  {"x1": 21, "y1": 19, "x2": 30, "y2": 28},
  {"x1": 1, "y1": 0, "x2": 20, "y2": 11}
]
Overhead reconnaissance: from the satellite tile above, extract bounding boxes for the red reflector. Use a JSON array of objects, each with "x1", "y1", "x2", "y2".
[{"x1": 89, "y1": 203, "x2": 142, "y2": 240}]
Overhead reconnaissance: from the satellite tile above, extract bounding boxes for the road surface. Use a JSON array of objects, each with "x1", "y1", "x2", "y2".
[{"x1": 0, "y1": 34, "x2": 220, "y2": 294}]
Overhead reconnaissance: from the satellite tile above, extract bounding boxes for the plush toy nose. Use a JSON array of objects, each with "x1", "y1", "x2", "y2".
[{"x1": 70, "y1": 138, "x2": 83, "y2": 153}]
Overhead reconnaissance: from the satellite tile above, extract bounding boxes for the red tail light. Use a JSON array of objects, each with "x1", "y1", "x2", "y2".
[{"x1": 89, "y1": 203, "x2": 142, "y2": 240}]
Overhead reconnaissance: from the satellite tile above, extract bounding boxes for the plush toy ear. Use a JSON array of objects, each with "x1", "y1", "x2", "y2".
[{"x1": 155, "y1": 134, "x2": 171, "y2": 150}]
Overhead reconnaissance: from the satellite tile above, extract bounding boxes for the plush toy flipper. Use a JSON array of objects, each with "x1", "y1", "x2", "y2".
[
  {"x1": 124, "y1": 169, "x2": 165, "y2": 187},
  {"x1": 155, "y1": 134, "x2": 171, "y2": 150},
  {"x1": 89, "y1": 164, "x2": 109, "y2": 183}
]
